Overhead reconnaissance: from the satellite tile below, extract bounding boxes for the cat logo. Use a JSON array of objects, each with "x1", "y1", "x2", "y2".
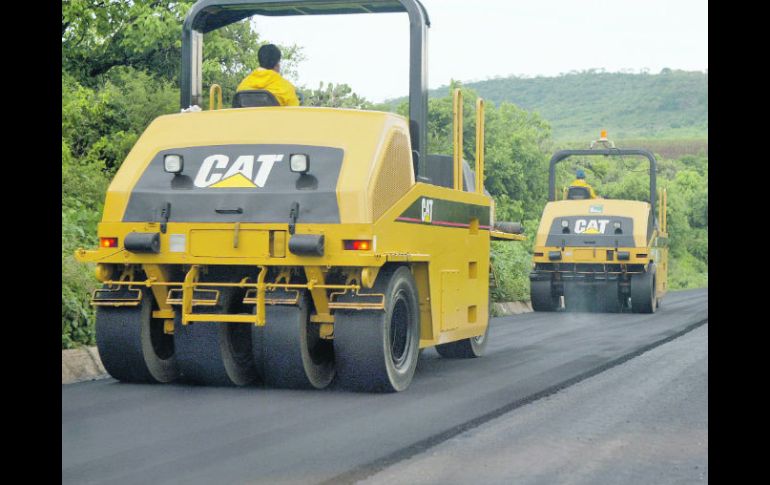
[
  {"x1": 575, "y1": 219, "x2": 610, "y2": 234},
  {"x1": 193, "y1": 154, "x2": 284, "y2": 188},
  {"x1": 421, "y1": 198, "x2": 433, "y2": 223}
]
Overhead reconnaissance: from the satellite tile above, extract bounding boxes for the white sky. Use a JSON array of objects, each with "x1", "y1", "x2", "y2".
[{"x1": 251, "y1": 0, "x2": 708, "y2": 102}]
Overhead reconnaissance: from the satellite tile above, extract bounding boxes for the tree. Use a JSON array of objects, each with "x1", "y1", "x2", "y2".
[
  {"x1": 61, "y1": 0, "x2": 373, "y2": 347},
  {"x1": 301, "y1": 82, "x2": 373, "y2": 109}
]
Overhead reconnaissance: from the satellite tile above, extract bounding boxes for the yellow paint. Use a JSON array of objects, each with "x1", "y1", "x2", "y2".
[
  {"x1": 142, "y1": 264, "x2": 175, "y2": 327},
  {"x1": 189, "y1": 229, "x2": 270, "y2": 257},
  {"x1": 102, "y1": 108, "x2": 406, "y2": 224},
  {"x1": 94, "y1": 263, "x2": 114, "y2": 282},
  {"x1": 475, "y1": 97, "x2": 485, "y2": 194},
  {"x1": 304, "y1": 266, "x2": 333, "y2": 324},
  {"x1": 209, "y1": 173, "x2": 257, "y2": 188},
  {"x1": 209, "y1": 84, "x2": 222, "y2": 110},
  {"x1": 532, "y1": 195, "x2": 669, "y2": 301},
  {"x1": 79, "y1": 98, "x2": 517, "y2": 348},
  {"x1": 453, "y1": 89, "x2": 463, "y2": 190},
  {"x1": 270, "y1": 231, "x2": 286, "y2": 258},
  {"x1": 361, "y1": 266, "x2": 380, "y2": 289},
  {"x1": 534, "y1": 199, "x2": 652, "y2": 248}
]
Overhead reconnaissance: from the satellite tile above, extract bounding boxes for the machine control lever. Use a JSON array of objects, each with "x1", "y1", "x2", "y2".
[{"x1": 289, "y1": 201, "x2": 300, "y2": 235}]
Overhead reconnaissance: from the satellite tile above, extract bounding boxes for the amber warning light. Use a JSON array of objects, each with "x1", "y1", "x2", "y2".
[
  {"x1": 100, "y1": 237, "x2": 118, "y2": 248},
  {"x1": 344, "y1": 240, "x2": 371, "y2": 250}
]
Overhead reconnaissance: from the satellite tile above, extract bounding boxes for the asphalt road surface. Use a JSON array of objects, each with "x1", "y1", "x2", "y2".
[
  {"x1": 362, "y1": 317, "x2": 708, "y2": 485},
  {"x1": 62, "y1": 288, "x2": 707, "y2": 485}
]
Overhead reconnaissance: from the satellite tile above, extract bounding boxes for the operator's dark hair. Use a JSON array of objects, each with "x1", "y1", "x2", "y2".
[{"x1": 258, "y1": 44, "x2": 282, "y2": 69}]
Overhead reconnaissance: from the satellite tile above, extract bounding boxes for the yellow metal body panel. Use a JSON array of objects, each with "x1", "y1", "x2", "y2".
[
  {"x1": 532, "y1": 198, "x2": 668, "y2": 300},
  {"x1": 304, "y1": 266, "x2": 334, "y2": 323},
  {"x1": 189, "y1": 229, "x2": 270, "y2": 257},
  {"x1": 142, "y1": 263, "x2": 175, "y2": 332},
  {"x1": 440, "y1": 270, "x2": 461, "y2": 331},
  {"x1": 489, "y1": 230, "x2": 526, "y2": 241},
  {"x1": 372, "y1": 183, "x2": 492, "y2": 347},
  {"x1": 79, "y1": 105, "x2": 502, "y2": 349},
  {"x1": 534, "y1": 199, "x2": 652, "y2": 248},
  {"x1": 103, "y1": 107, "x2": 407, "y2": 224}
]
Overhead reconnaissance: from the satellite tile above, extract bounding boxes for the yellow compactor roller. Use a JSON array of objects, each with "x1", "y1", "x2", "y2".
[
  {"x1": 74, "y1": 0, "x2": 523, "y2": 392},
  {"x1": 529, "y1": 134, "x2": 668, "y2": 313}
]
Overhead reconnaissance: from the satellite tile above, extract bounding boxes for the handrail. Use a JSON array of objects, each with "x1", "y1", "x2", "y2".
[
  {"x1": 475, "y1": 97, "x2": 485, "y2": 194},
  {"x1": 453, "y1": 88, "x2": 463, "y2": 190},
  {"x1": 209, "y1": 84, "x2": 223, "y2": 110}
]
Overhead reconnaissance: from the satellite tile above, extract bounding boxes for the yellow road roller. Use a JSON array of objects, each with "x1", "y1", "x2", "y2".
[
  {"x1": 75, "y1": 0, "x2": 523, "y2": 392},
  {"x1": 529, "y1": 133, "x2": 668, "y2": 313}
]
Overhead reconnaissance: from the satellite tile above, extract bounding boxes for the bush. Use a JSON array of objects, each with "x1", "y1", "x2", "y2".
[
  {"x1": 62, "y1": 255, "x2": 98, "y2": 349},
  {"x1": 62, "y1": 150, "x2": 108, "y2": 348},
  {"x1": 668, "y1": 251, "x2": 708, "y2": 290},
  {"x1": 490, "y1": 240, "x2": 532, "y2": 302}
]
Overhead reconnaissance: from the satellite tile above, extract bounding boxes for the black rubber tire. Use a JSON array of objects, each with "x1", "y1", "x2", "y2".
[
  {"x1": 95, "y1": 287, "x2": 178, "y2": 383},
  {"x1": 563, "y1": 283, "x2": 594, "y2": 313},
  {"x1": 631, "y1": 265, "x2": 657, "y2": 314},
  {"x1": 530, "y1": 279, "x2": 560, "y2": 312},
  {"x1": 596, "y1": 282, "x2": 623, "y2": 313},
  {"x1": 435, "y1": 323, "x2": 489, "y2": 358},
  {"x1": 260, "y1": 292, "x2": 335, "y2": 389},
  {"x1": 174, "y1": 288, "x2": 259, "y2": 386},
  {"x1": 334, "y1": 265, "x2": 420, "y2": 392}
]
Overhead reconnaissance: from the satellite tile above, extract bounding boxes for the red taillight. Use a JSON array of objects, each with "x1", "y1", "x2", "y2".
[
  {"x1": 100, "y1": 237, "x2": 118, "y2": 248},
  {"x1": 343, "y1": 239, "x2": 371, "y2": 251}
]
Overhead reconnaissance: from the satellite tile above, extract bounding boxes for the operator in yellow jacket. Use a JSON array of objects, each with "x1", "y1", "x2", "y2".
[
  {"x1": 237, "y1": 44, "x2": 300, "y2": 106},
  {"x1": 569, "y1": 169, "x2": 598, "y2": 199}
]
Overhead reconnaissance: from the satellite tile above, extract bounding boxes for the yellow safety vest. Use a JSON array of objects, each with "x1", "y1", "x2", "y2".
[{"x1": 237, "y1": 68, "x2": 300, "y2": 107}]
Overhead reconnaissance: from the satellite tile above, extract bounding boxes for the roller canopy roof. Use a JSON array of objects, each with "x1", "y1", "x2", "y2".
[
  {"x1": 182, "y1": 0, "x2": 431, "y2": 178},
  {"x1": 185, "y1": 0, "x2": 429, "y2": 33},
  {"x1": 548, "y1": 148, "x2": 658, "y2": 212}
]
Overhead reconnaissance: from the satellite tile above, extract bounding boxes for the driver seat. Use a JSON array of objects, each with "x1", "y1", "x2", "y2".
[
  {"x1": 232, "y1": 90, "x2": 280, "y2": 108},
  {"x1": 567, "y1": 186, "x2": 591, "y2": 200}
]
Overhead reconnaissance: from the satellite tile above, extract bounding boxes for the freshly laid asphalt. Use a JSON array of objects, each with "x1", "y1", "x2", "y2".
[
  {"x1": 62, "y1": 288, "x2": 707, "y2": 485},
  {"x1": 362, "y1": 318, "x2": 708, "y2": 485}
]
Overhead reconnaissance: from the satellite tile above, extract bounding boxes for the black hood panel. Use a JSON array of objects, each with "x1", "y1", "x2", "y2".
[
  {"x1": 545, "y1": 215, "x2": 636, "y2": 247},
  {"x1": 123, "y1": 144, "x2": 343, "y2": 223}
]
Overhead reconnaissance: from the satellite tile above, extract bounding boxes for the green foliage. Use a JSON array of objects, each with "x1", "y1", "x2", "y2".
[
  {"x1": 62, "y1": 144, "x2": 108, "y2": 349},
  {"x1": 63, "y1": 0, "x2": 194, "y2": 84},
  {"x1": 62, "y1": 256, "x2": 98, "y2": 349},
  {"x1": 405, "y1": 85, "x2": 707, "y2": 299},
  {"x1": 62, "y1": 0, "x2": 303, "y2": 108},
  {"x1": 394, "y1": 83, "x2": 555, "y2": 301},
  {"x1": 61, "y1": 1, "x2": 375, "y2": 348},
  {"x1": 490, "y1": 241, "x2": 533, "y2": 302},
  {"x1": 62, "y1": 4, "x2": 706, "y2": 348},
  {"x1": 388, "y1": 70, "x2": 708, "y2": 141},
  {"x1": 301, "y1": 82, "x2": 373, "y2": 109},
  {"x1": 395, "y1": 81, "x2": 553, "y2": 223},
  {"x1": 668, "y1": 250, "x2": 708, "y2": 290}
]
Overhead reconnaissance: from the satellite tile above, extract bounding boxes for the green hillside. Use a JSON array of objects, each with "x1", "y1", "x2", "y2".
[{"x1": 390, "y1": 69, "x2": 708, "y2": 141}]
